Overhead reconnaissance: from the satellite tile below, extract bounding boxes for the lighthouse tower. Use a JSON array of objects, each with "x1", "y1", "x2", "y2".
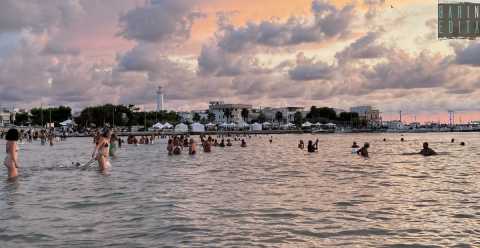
[{"x1": 156, "y1": 86, "x2": 164, "y2": 111}]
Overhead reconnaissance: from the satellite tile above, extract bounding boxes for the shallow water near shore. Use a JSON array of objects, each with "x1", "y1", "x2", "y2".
[{"x1": 0, "y1": 133, "x2": 479, "y2": 247}]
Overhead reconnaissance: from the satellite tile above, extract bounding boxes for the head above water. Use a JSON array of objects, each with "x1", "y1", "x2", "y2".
[
  {"x1": 364, "y1": 142, "x2": 370, "y2": 148},
  {"x1": 5, "y1": 128, "x2": 19, "y2": 141},
  {"x1": 423, "y1": 142, "x2": 429, "y2": 149}
]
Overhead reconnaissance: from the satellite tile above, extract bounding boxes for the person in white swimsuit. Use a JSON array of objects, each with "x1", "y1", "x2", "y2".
[
  {"x1": 92, "y1": 129, "x2": 112, "y2": 172},
  {"x1": 4, "y1": 129, "x2": 20, "y2": 179}
]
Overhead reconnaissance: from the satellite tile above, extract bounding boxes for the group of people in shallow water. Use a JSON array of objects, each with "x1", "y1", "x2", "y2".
[
  {"x1": 2, "y1": 126, "x2": 470, "y2": 180},
  {"x1": 297, "y1": 137, "x2": 467, "y2": 158},
  {"x1": 166, "y1": 134, "x2": 249, "y2": 156}
]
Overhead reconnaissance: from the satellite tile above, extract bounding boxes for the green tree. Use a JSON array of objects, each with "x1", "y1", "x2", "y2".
[
  {"x1": 294, "y1": 111, "x2": 303, "y2": 127},
  {"x1": 223, "y1": 109, "x2": 233, "y2": 123},
  {"x1": 193, "y1": 113, "x2": 201, "y2": 122},
  {"x1": 30, "y1": 106, "x2": 72, "y2": 126},
  {"x1": 306, "y1": 106, "x2": 337, "y2": 123},
  {"x1": 207, "y1": 111, "x2": 216, "y2": 123},
  {"x1": 257, "y1": 112, "x2": 266, "y2": 123},
  {"x1": 14, "y1": 113, "x2": 29, "y2": 126}
]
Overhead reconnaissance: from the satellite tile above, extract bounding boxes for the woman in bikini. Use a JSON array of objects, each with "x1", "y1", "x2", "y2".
[
  {"x1": 4, "y1": 129, "x2": 20, "y2": 179},
  {"x1": 92, "y1": 129, "x2": 112, "y2": 171}
]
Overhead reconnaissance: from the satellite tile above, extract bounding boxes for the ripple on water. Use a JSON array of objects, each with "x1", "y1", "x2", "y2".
[{"x1": 0, "y1": 133, "x2": 479, "y2": 247}]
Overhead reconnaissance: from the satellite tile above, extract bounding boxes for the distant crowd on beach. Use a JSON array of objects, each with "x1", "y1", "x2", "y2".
[{"x1": 1, "y1": 127, "x2": 468, "y2": 180}]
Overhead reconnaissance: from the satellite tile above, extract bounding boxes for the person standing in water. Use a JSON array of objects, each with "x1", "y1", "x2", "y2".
[
  {"x1": 92, "y1": 129, "x2": 112, "y2": 171},
  {"x1": 4, "y1": 129, "x2": 20, "y2": 179},
  {"x1": 298, "y1": 140, "x2": 304, "y2": 149},
  {"x1": 351, "y1": 142, "x2": 360, "y2": 153},
  {"x1": 189, "y1": 138, "x2": 196, "y2": 155},
  {"x1": 307, "y1": 139, "x2": 318, "y2": 153},
  {"x1": 109, "y1": 133, "x2": 118, "y2": 158},
  {"x1": 357, "y1": 143, "x2": 370, "y2": 158},
  {"x1": 241, "y1": 139, "x2": 247, "y2": 147}
]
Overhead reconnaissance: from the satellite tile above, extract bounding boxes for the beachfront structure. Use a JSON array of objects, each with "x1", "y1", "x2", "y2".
[
  {"x1": 178, "y1": 111, "x2": 208, "y2": 123},
  {"x1": 350, "y1": 105, "x2": 382, "y2": 127},
  {"x1": 156, "y1": 86, "x2": 164, "y2": 112},
  {"x1": 0, "y1": 110, "x2": 12, "y2": 127},
  {"x1": 262, "y1": 107, "x2": 305, "y2": 123},
  {"x1": 383, "y1": 120, "x2": 405, "y2": 130},
  {"x1": 208, "y1": 101, "x2": 252, "y2": 123}
]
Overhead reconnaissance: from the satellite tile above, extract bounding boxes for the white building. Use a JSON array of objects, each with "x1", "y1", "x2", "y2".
[
  {"x1": 0, "y1": 111, "x2": 12, "y2": 127},
  {"x1": 383, "y1": 120, "x2": 405, "y2": 130},
  {"x1": 262, "y1": 107, "x2": 304, "y2": 123},
  {"x1": 208, "y1": 101, "x2": 252, "y2": 123},
  {"x1": 350, "y1": 105, "x2": 382, "y2": 127}
]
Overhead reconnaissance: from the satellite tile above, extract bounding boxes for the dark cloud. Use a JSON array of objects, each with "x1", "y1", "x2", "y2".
[
  {"x1": 118, "y1": 0, "x2": 203, "y2": 43},
  {"x1": 335, "y1": 31, "x2": 388, "y2": 64},
  {"x1": 363, "y1": 0, "x2": 386, "y2": 21},
  {"x1": 288, "y1": 53, "x2": 334, "y2": 81},
  {"x1": 454, "y1": 42, "x2": 480, "y2": 66},
  {"x1": 0, "y1": 0, "x2": 84, "y2": 33},
  {"x1": 215, "y1": 0, "x2": 355, "y2": 53}
]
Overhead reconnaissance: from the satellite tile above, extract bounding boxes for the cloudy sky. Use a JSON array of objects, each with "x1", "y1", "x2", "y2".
[{"x1": 0, "y1": 0, "x2": 479, "y2": 123}]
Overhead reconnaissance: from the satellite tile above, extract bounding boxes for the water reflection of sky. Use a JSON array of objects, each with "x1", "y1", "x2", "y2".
[{"x1": 0, "y1": 133, "x2": 478, "y2": 247}]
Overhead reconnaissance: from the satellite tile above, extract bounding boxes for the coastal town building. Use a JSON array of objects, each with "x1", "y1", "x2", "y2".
[
  {"x1": 262, "y1": 107, "x2": 305, "y2": 123},
  {"x1": 0, "y1": 110, "x2": 12, "y2": 127},
  {"x1": 350, "y1": 105, "x2": 382, "y2": 127},
  {"x1": 208, "y1": 101, "x2": 252, "y2": 123}
]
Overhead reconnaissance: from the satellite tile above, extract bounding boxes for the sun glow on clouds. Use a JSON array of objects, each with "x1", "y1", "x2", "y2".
[{"x1": 0, "y1": 0, "x2": 478, "y2": 122}]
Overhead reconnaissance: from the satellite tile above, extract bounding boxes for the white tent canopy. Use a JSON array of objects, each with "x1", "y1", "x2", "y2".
[
  {"x1": 163, "y1": 122, "x2": 173, "y2": 129},
  {"x1": 175, "y1": 123, "x2": 189, "y2": 133},
  {"x1": 237, "y1": 121, "x2": 250, "y2": 128},
  {"x1": 313, "y1": 122, "x2": 322, "y2": 126},
  {"x1": 326, "y1": 123, "x2": 337, "y2": 127},
  {"x1": 251, "y1": 122, "x2": 262, "y2": 131},
  {"x1": 302, "y1": 121, "x2": 312, "y2": 127},
  {"x1": 262, "y1": 122, "x2": 272, "y2": 126},
  {"x1": 60, "y1": 119, "x2": 74, "y2": 126},
  {"x1": 191, "y1": 122, "x2": 205, "y2": 132},
  {"x1": 206, "y1": 123, "x2": 216, "y2": 127},
  {"x1": 153, "y1": 122, "x2": 164, "y2": 129}
]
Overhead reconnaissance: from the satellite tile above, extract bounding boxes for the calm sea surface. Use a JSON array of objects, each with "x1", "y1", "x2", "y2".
[{"x1": 0, "y1": 133, "x2": 479, "y2": 247}]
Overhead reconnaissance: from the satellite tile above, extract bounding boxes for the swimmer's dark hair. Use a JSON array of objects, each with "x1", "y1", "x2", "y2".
[
  {"x1": 101, "y1": 128, "x2": 111, "y2": 137},
  {"x1": 5, "y1": 128, "x2": 19, "y2": 141}
]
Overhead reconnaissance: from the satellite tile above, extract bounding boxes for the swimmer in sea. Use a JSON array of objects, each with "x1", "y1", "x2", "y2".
[
  {"x1": 241, "y1": 139, "x2": 247, "y2": 147},
  {"x1": 92, "y1": 129, "x2": 112, "y2": 171},
  {"x1": 219, "y1": 139, "x2": 225, "y2": 147},
  {"x1": 307, "y1": 140, "x2": 318, "y2": 153},
  {"x1": 226, "y1": 139, "x2": 232, "y2": 147},
  {"x1": 167, "y1": 139, "x2": 174, "y2": 155},
  {"x1": 203, "y1": 137, "x2": 212, "y2": 153},
  {"x1": 4, "y1": 129, "x2": 20, "y2": 179},
  {"x1": 351, "y1": 141, "x2": 360, "y2": 153},
  {"x1": 419, "y1": 142, "x2": 437, "y2": 156},
  {"x1": 298, "y1": 140, "x2": 304, "y2": 149},
  {"x1": 189, "y1": 138, "x2": 196, "y2": 155},
  {"x1": 460, "y1": 142, "x2": 465, "y2": 146},
  {"x1": 357, "y1": 143, "x2": 370, "y2": 158}
]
